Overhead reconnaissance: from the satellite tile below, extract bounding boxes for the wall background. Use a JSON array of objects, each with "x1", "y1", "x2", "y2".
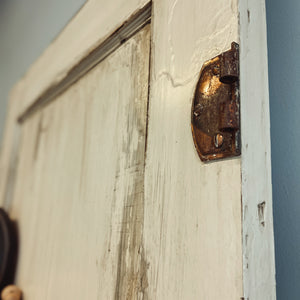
[
  {"x1": 266, "y1": 0, "x2": 300, "y2": 298},
  {"x1": 0, "y1": 0, "x2": 86, "y2": 148}
]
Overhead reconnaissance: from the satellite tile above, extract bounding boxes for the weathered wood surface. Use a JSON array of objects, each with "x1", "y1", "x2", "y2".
[
  {"x1": 0, "y1": 0, "x2": 277, "y2": 298},
  {"x1": 13, "y1": 0, "x2": 149, "y2": 119},
  {"x1": 240, "y1": 0, "x2": 276, "y2": 299},
  {"x1": 143, "y1": 0, "x2": 243, "y2": 299},
  {"x1": 10, "y1": 26, "x2": 150, "y2": 299}
]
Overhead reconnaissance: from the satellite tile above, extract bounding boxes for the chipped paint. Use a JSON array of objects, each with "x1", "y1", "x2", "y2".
[{"x1": 240, "y1": 0, "x2": 276, "y2": 298}]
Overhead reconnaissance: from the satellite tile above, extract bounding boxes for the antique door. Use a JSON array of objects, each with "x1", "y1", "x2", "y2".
[{"x1": 0, "y1": 0, "x2": 276, "y2": 299}]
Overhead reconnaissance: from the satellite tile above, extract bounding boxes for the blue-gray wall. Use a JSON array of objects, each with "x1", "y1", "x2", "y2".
[
  {"x1": 0, "y1": 0, "x2": 86, "y2": 147},
  {"x1": 266, "y1": 0, "x2": 300, "y2": 298}
]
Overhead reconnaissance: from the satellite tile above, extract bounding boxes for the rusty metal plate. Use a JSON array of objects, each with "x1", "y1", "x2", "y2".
[{"x1": 191, "y1": 42, "x2": 241, "y2": 162}]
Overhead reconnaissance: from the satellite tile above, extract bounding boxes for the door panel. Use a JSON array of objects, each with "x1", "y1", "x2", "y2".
[{"x1": 11, "y1": 25, "x2": 150, "y2": 299}]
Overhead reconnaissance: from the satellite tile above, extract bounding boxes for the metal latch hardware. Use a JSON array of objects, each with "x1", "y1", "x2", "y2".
[{"x1": 191, "y1": 42, "x2": 241, "y2": 162}]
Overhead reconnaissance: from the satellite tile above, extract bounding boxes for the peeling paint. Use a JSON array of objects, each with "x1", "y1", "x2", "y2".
[
  {"x1": 113, "y1": 26, "x2": 150, "y2": 300},
  {"x1": 258, "y1": 201, "x2": 266, "y2": 227}
]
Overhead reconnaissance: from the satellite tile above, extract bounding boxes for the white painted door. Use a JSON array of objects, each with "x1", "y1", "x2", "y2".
[
  {"x1": 0, "y1": 0, "x2": 276, "y2": 299},
  {"x1": 11, "y1": 25, "x2": 150, "y2": 299}
]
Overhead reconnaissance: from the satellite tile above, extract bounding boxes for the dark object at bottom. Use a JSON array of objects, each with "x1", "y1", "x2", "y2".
[{"x1": 0, "y1": 208, "x2": 18, "y2": 291}]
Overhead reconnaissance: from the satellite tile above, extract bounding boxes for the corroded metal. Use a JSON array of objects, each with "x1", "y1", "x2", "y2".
[{"x1": 191, "y1": 42, "x2": 240, "y2": 162}]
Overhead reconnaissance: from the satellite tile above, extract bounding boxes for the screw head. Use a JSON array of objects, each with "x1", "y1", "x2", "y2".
[{"x1": 214, "y1": 133, "x2": 224, "y2": 148}]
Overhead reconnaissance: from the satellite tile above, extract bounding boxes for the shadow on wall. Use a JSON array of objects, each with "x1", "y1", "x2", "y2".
[{"x1": 266, "y1": 0, "x2": 300, "y2": 299}]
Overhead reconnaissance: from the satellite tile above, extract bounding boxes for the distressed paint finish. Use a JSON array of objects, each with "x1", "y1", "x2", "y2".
[
  {"x1": 0, "y1": 0, "x2": 277, "y2": 299},
  {"x1": 239, "y1": 0, "x2": 276, "y2": 299},
  {"x1": 10, "y1": 26, "x2": 150, "y2": 299},
  {"x1": 13, "y1": 0, "x2": 149, "y2": 118},
  {"x1": 143, "y1": 0, "x2": 243, "y2": 299}
]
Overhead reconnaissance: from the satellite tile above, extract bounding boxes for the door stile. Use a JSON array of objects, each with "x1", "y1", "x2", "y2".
[
  {"x1": 239, "y1": 0, "x2": 276, "y2": 299},
  {"x1": 143, "y1": 0, "x2": 243, "y2": 299}
]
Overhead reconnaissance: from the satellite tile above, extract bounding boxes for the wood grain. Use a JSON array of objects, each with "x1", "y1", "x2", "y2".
[{"x1": 10, "y1": 26, "x2": 150, "y2": 300}]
